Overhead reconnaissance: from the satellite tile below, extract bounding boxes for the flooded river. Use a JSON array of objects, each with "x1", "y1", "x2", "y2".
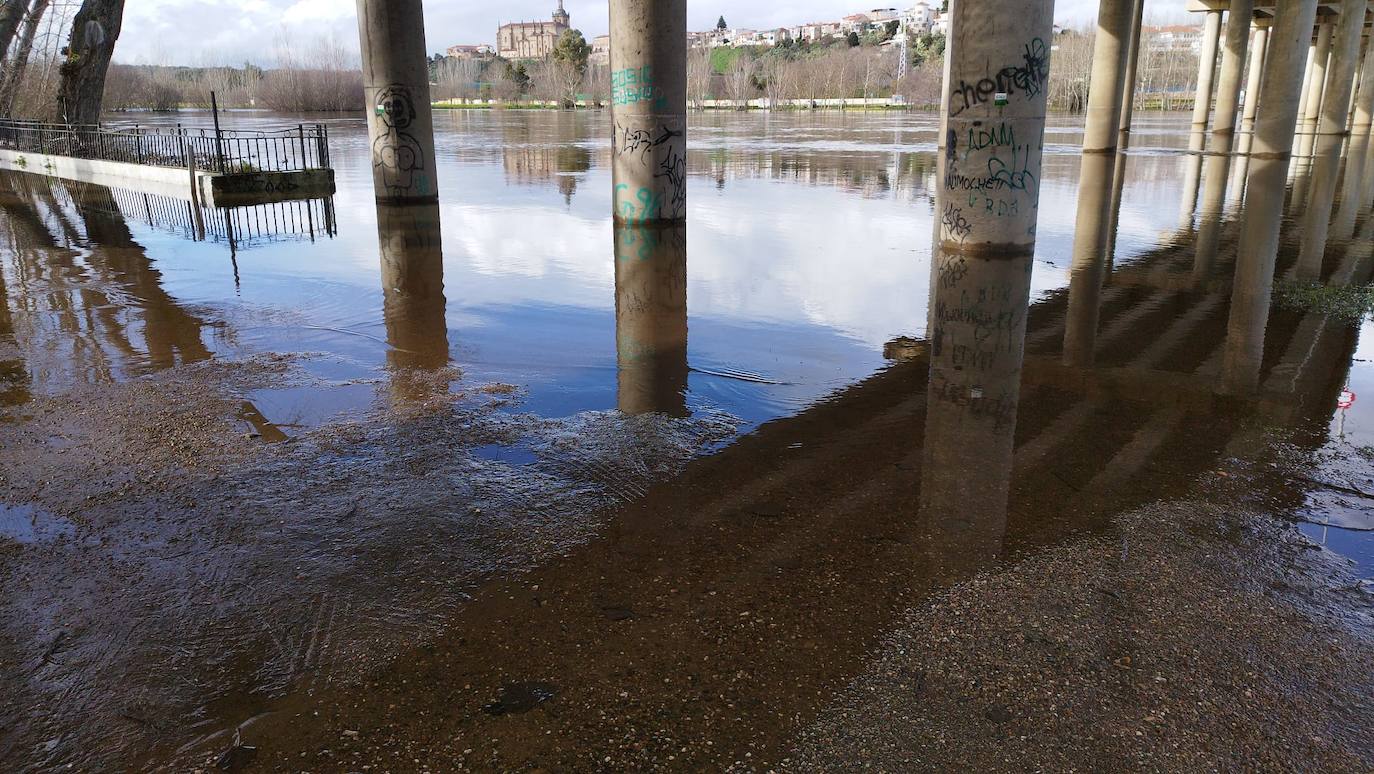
[{"x1": 1, "y1": 109, "x2": 1372, "y2": 770}]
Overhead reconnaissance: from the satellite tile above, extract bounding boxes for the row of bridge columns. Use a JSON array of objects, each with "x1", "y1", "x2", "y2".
[{"x1": 349, "y1": 0, "x2": 1374, "y2": 412}]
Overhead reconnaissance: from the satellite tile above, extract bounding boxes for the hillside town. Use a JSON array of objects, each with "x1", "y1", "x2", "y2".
[{"x1": 447, "y1": 3, "x2": 952, "y2": 63}]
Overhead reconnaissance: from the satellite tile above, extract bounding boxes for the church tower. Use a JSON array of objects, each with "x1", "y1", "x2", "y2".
[{"x1": 552, "y1": 0, "x2": 570, "y2": 28}]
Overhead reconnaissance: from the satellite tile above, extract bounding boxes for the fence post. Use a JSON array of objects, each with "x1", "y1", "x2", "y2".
[
  {"x1": 210, "y1": 91, "x2": 227, "y2": 172},
  {"x1": 297, "y1": 123, "x2": 308, "y2": 170},
  {"x1": 135, "y1": 124, "x2": 143, "y2": 164}
]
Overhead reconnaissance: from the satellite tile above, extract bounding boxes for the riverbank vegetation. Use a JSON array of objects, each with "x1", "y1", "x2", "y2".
[{"x1": 7, "y1": 19, "x2": 1202, "y2": 118}]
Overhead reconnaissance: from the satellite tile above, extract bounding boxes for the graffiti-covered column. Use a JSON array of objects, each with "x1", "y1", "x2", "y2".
[
  {"x1": 938, "y1": 0, "x2": 1053, "y2": 251},
  {"x1": 609, "y1": 0, "x2": 687, "y2": 225},
  {"x1": 356, "y1": 0, "x2": 438, "y2": 204},
  {"x1": 923, "y1": 0, "x2": 1052, "y2": 563}
]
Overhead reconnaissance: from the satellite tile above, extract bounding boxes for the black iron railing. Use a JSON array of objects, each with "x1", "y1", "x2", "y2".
[{"x1": 0, "y1": 119, "x2": 331, "y2": 174}]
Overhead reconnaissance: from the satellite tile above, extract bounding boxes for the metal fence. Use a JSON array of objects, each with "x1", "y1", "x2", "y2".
[{"x1": 0, "y1": 119, "x2": 331, "y2": 174}]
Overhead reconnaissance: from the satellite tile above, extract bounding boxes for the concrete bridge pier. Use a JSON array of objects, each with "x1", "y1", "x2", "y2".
[
  {"x1": 609, "y1": 0, "x2": 688, "y2": 225},
  {"x1": 356, "y1": 0, "x2": 439, "y2": 204},
  {"x1": 614, "y1": 224, "x2": 688, "y2": 417},
  {"x1": 1224, "y1": 0, "x2": 1321, "y2": 394},
  {"x1": 1332, "y1": 36, "x2": 1374, "y2": 239},
  {"x1": 1063, "y1": 0, "x2": 1136, "y2": 367},
  {"x1": 1116, "y1": 0, "x2": 1147, "y2": 150},
  {"x1": 1294, "y1": 0, "x2": 1368, "y2": 282},
  {"x1": 923, "y1": 0, "x2": 1052, "y2": 561},
  {"x1": 1195, "y1": 0, "x2": 1255, "y2": 274},
  {"x1": 1230, "y1": 22, "x2": 1270, "y2": 208},
  {"x1": 1191, "y1": 9, "x2": 1225, "y2": 145},
  {"x1": 1289, "y1": 19, "x2": 1333, "y2": 201},
  {"x1": 936, "y1": 0, "x2": 1052, "y2": 253}
]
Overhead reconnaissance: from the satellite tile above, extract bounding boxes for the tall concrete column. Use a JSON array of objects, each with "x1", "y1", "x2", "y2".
[
  {"x1": 614, "y1": 224, "x2": 688, "y2": 416},
  {"x1": 1341, "y1": 42, "x2": 1374, "y2": 204},
  {"x1": 1294, "y1": 0, "x2": 1368, "y2": 281},
  {"x1": 1194, "y1": 0, "x2": 1255, "y2": 271},
  {"x1": 1062, "y1": 0, "x2": 1135, "y2": 366},
  {"x1": 921, "y1": 245, "x2": 1031, "y2": 568},
  {"x1": 1293, "y1": 21, "x2": 1334, "y2": 169},
  {"x1": 1116, "y1": 0, "x2": 1146, "y2": 148},
  {"x1": 1223, "y1": 0, "x2": 1321, "y2": 394},
  {"x1": 609, "y1": 0, "x2": 687, "y2": 225},
  {"x1": 1190, "y1": 9, "x2": 1225, "y2": 144},
  {"x1": 938, "y1": 0, "x2": 1054, "y2": 253},
  {"x1": 1231, "y1": 23, "x2": 1270, "y2": 207},
  {"x1": 1236, "y1": 25, "x2": 1270, "y2": 155},
  {"x1": 357, "y1": 0, "x2": 439, "y2": 204}
]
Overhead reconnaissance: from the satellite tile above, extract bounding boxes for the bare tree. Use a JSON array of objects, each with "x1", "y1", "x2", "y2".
[
  {"x1": 434, "y1": 57, "x2": 482, "y2": 101},
  {"x1": 57, "y1": 0, "x2": 125, "y2": 124},
  {"x1": 723, "y1": 52, "x2": 757, "y2": 109},
  {"x1": 582, "y1": 60, "x2": 609, "y2": 106},
  {"x1": 760, "y1": 55, "x2": 797, "y2": 108},
  {"x1": 527, "y1": 57, "x2": 582, "y2": 107},
  {"x1": 1048, "y1": 29, "x2": 1093, "y2": 111},
  {"x1": 687, "y1": 46, "x2": 713, "y2": 108},
  {"x1": 258, "y1": 33, "x2": 362, "y2": 112}
]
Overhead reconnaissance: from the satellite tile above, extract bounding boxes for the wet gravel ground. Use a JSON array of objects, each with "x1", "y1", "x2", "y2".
[
  {"x1": 0, "y1": 355, "x2": 736, "y2": 770},
  {"x1": 785, "y1": 502, "x2": 1374, "y2": 772}
]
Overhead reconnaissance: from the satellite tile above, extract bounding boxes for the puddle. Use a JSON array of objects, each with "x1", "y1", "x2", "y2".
[
  {"x1": 238, "y1": 383, "x2": 377, "y2": 439},
  {"x1": 473, "y1": 443, "x2": 539, "y2": 466},
  {"x1": 0, "y1": 503, "x2": 75, "y2": 544}
]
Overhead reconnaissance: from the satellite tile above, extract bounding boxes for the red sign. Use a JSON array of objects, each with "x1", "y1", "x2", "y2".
[{"x1": 1338, "y1": 388, "x2": 1357, "y2": 410}]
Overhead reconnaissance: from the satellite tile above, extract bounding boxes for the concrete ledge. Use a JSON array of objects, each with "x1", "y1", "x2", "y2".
[
  {"x1": 0, "y1": 147, "x2": 213, "y2": 202},
  {"x1": 0, "y1": 148, "x2": 334, "y2": 208}
]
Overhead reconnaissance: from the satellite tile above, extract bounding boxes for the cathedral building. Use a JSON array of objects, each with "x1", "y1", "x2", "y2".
[{"x1": 497, "y1": 1, "x2": 571, "y2": 60}]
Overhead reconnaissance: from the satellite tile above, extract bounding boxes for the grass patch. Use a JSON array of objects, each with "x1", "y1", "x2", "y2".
[{"x1": 1272, "y1": 280, "x2": 1374, "y2": 321}]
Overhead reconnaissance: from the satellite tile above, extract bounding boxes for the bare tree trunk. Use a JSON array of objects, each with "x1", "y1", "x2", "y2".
[
  {"x1": 0, "y1": 0, "x2": 24, "y2": 62},
  {"x1": 0, "y1": 0, "x2": 49, "y2": 116},
  {"x1": 57, "y1": 0, "x2": 123, "y2": 125}
]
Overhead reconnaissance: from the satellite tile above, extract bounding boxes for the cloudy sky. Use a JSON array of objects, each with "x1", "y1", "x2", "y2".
[{"x1": 118, "y1": 0, "x2": 1190, "y2": 66}]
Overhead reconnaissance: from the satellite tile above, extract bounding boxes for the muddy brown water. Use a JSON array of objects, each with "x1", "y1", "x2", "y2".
[{"x1": 0, "y1": 109, "x2": 1372, "y2": 770}]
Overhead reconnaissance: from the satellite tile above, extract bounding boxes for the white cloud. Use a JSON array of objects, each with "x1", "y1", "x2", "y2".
[{"x1": 115, "y1": 0, "x2": 1191, "y2": 66}]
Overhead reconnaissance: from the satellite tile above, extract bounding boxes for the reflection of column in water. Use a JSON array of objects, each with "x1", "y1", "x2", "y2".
[
  {"x1": 920, "y1": 246, "x2": 1033, "y2": 567},
  {"x1": 1178, "y1": 132, "x2": 1205, "y2": 231},
  {"x1": 377, "y1": 203, "x2": 449, "y2": 371},
  {"x1": 1224, "y1": 0, "x2": 1320, "y2": 394},
  {"x1": 614, "y1": 223, "x2": 688, "y2": 417},
  {"x1": 1193, "y1": 151, "x2": 1234, "y2": 283},
  {"x1": 1063, "y1": 153, "x2": 1119, "y2": 367}
]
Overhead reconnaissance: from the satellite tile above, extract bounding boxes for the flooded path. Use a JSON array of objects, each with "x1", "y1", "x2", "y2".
[{"x1": 0, "y1": 110, "x2": 1372, "y2": 770}]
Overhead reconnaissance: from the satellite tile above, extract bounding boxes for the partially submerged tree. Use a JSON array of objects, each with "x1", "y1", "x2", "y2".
[
  {"x1": 0, "y1": 0, "x2": 51, "y2": 116},
  {"x1": 58, "y1": 0, "x2": 125, "y2": 124},
  {"x1": 0, "y1": 1, "x2": 25, "y2": 61}
]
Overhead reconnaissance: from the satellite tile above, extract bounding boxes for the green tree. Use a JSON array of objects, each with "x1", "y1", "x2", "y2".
[
  {"x1": 553, "y1": 29, "x2": 591, "y2": 74},
  {"x1": 717, "y1": 15, "x2": 727, "y2": 31},
  {"x1": 911, "y1": 32, "x2": 946, "y2": 67},
  {"x1": 846, "y1": 31, "x2": 860, "y2": 47}
]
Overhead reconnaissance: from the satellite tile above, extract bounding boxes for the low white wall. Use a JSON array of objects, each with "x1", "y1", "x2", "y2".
[{"x1": 0, "y1": 148, "x2": 215, "y2": 203}]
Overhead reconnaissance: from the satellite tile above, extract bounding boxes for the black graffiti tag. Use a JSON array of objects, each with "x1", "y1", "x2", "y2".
[{"x1": 949, "y1": 38, "x2": 1050, "y2": 117}]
